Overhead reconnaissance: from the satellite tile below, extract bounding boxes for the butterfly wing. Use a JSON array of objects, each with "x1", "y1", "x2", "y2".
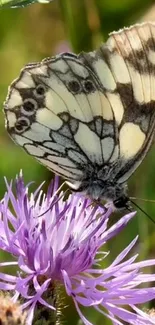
[
  {"x1": 80, "y1": 22, "x2": 155, "y2": 184},
  {"x1": 4, "y1": 22, "x2": 155, "y2": 195},
  {"x1": 4, "y1": 53, "x2": 118, "y2": 188}
]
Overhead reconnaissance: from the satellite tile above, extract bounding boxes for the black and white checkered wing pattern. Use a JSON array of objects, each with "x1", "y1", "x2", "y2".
[
  {"x1": 5, "y1": 53, "x2": 117, "y2": 187},
  {"x1": 4, "y1": 22, "x2": 155, "y2": 195}
]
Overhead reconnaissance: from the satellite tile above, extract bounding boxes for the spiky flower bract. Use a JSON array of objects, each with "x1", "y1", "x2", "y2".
[{"x1": 0, "y1": 173, "x2": 155, "y2": 324}]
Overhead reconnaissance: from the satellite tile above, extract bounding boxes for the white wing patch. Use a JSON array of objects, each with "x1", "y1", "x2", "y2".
[
  {"x1": 74, "y1": 122, "x2": 103, "y2": 164},
  {"x1": 5, "y1": 111, "x2": 17, "y2": 128},
  {"x1": 15, "y1": 71, "x2": 36, "y2": 89},
  {"x1": 93, "y1": 60, "x2": 116, "y2": 91},
  {"x1": 36, "y1": 109, "x2": 63, "y2": 130},
  {"x1": 6, "y1": 89, "x2": 23, "y2": 109},
  {"x1": 14, "y1": 134, "x2": 33, "y2": 147},
  {"x1": 119, "y1": 123, "x2": 146, "y2": 159},
  {"x1": 109, "y1": 145, "x2": 119, "y2": 163},
  {"x1": 67, "y1": 60, "x2": 90, "y2": 78},
  {"x1": 106, "y1": 92, "x2": 124, "y2": 125},
  {"x1": 74, "y1": 93, "x2": 93, "y2": 122},
  {"x1": 101, "y1": 137, "x2": 114, "y2": 162},
  {"x1": 28, "y1": 65, "x2": 48, "y2": 76},
  {"x1": 41, "y1": 141, "x2": 66, "y2": 154},
  {"x1": 45, "y1": 90, "x2": 68, "y2": 115},
  {"x1": 50, "y1": 60, "x2": 68, "y2": 73},
  {"x1": 108, "y1": 52, "x2": 131, "y2": 84},
  {"x1": 25, "y1": 144, "x2": 47, "y2": 157},
  {"x1": 24, "y1": 122, "x2": 52, "y2": 142},
  {"x1": 100, "y1": 94, "x2": 113, "y2": 120}
]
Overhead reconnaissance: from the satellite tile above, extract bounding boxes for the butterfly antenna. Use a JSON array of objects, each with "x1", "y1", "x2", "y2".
[
  {"x1": 129, "y1": 199, "x2": 155, "y2": 225},
  {"x1": 130, "y1": 196, "x2": 155, "y2": 203}
]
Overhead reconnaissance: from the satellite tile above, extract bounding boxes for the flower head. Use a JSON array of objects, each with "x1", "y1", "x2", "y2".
[
  {"x1": 0, "y1": 173, "x2": 155, "y2": 325},
  {"x1": 0, "y1": 293, "x2": 26, "y2": 325}
]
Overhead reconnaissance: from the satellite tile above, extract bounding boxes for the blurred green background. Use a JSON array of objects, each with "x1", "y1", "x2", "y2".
[{"x1": 1, "y1": 0, "x2": 155, "y2": 324}]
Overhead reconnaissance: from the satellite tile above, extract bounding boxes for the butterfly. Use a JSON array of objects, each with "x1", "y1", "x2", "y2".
[{"x1": 4, "y1": 22, "x2": 155, "y2": 210}]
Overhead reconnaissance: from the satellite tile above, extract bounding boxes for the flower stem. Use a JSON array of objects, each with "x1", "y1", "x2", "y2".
[{"x1": 32, "y1": 280, "x2": 61, "y2": 325}]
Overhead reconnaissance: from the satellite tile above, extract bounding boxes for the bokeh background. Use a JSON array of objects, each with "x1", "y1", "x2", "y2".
[{"x1": 1, "y1": 0, "x2": 155, "y2": 324}]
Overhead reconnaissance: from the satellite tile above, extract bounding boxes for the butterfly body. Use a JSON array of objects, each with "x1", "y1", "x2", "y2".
[{"x1": 4, "y1": 22, "x2": 155, "y2": 209}]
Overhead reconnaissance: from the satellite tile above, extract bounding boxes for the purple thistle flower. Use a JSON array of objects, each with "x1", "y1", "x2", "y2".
[{"x1": 0, "y1": 173, "x2": 155, "y2": 325}]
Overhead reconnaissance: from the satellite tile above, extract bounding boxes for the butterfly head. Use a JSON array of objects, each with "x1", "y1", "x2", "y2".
[{"x1": 113, "y1": 195, "x2": 131, "y2": 210}]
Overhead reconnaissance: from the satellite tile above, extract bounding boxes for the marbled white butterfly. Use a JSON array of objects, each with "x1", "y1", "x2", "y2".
[{"x1": 4, "y1": 22, "x2": 155, "y2": 209}]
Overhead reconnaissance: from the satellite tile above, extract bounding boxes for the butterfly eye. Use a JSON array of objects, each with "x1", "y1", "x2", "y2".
[
  {"x1": 68, "y1": 80, "x2": 81, "y2": 94},
  {"x1": 22, "y1": 99, "x2": 37, "y2": 116},
  {"x1": 113, "y1": 196, "x2": 130, "y2": 210},
  {"x1": 34, "y1": 84, "x2": 46, "y2": 97},
  {"x1": 14, "y1": 117, "x2": 30, "y2": 133},
  {"x1": 83, "y1": 80, "x2": 95, "y2": 92}
]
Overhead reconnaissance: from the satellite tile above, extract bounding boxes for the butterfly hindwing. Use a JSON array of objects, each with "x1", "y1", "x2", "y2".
[{"x1": 4, "y1": 53, "x2": 118, "y2": 187}]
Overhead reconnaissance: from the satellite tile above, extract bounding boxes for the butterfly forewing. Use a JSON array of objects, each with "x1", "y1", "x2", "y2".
[{"x1": 4, "y1": 22, "x2": 155, "y2": 204}]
